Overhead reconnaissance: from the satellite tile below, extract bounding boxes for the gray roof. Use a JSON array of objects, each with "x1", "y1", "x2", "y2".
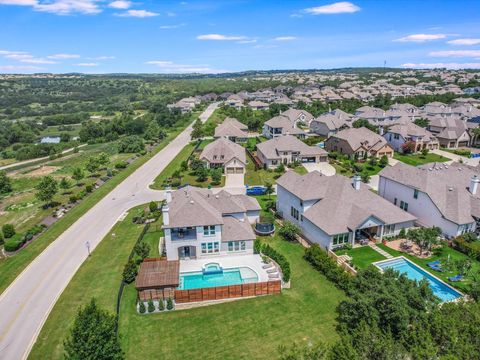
[
  {"x1": 222, "y1": 216, "x2": 256, "y2": 242},
  {"x1": 165, "y1": 186, "x2": 260, "y2": 229},
  {"x1": 214, "y1": 118, "x2": 248, "y2": 138},
  {"x1": 387, "y1": 122, "x2": 437, "y2": 142},
  {"x1": 257, "y1": 135, "x2": 327, "y2": 160},
  {"x1": 277, "y1": 171, "x2": 416, "y2": 235},
  {"x1": 281, "y1": 108, "x2": 314, "y2": 123},
  {"x1": 379, "y1": 162, "x2": 480, "y2": 225},
  {"x1": 200, "y1": 138, "x2": 246, "y2": 165},
  {"x1": 329, "y1": 127, "x2": 391, "y2": 152},
  {"x1": 312, "y1": 113, "x2": 350, "y2": 131},
  {"x1": 428, "y1": 117, "x2": 470, "y2": 140}
]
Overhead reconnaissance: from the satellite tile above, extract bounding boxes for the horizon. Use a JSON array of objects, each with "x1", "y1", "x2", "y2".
[{"x1": 1, "y1": 0, "x2": 480, "y2": 74}]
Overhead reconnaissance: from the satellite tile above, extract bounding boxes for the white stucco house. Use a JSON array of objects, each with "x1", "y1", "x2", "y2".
[
  {"x1": 162, "y1": 186, "x2": 261, "y2": 260},
  {"x1": 276, "y1": 171, "x2": 416, "y2": 250},
  {"x1": 379, "y1": 161, "x2": 480, "y2": 238}
]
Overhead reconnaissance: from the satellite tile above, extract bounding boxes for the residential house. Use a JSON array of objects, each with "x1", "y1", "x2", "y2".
[
  {"x1": 256, "y1": 135, "x2": 328, "y2": 169},
  {"x1": 384, "y1": 122, "x2": 439, "y2": 153},
  {"x1": 200, "y1": 138, "x2": 247, "y2": 174},
  {"x1": 324, "y1": 127, "x2": 394, "y2": 158},
  {"x1": 280, "y1": 108, "x2": 315, "y2": 126},
  {"x1": 214, "y1": 117, "x2": 249, "y2": 143},
  {"x1": 225, "y1": 94, "x2": 244, "y2": 110},
  {"x1": 310, "y1": 112, "x2": 351, "y2": 137},
  {"x1": 379, "y1": 162, "x2": 480, "y2": 238},
  {"x1": 262, "y1": 115, "x2": 306, "y2": 139},
  {"x1": 276, "y1": 171, "x2": 416, "y2": 249},
  {"x1": 162, "y1": 187, "x2": 261, "y2": 260},
  {"x1": 427, "y1": 116, "x2": 472, "y2": 148},
  {"x1": 248, "y1": 100, "x2": 270, "y2": 111}
]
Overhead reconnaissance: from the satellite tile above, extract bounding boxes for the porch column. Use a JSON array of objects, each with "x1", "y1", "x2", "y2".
[
  {"x1": 351, "y1": 230, "x2": 355, "y2": 246},
  {"x1": 379, "y1": 225, "x2": 384, "y2": 241}
]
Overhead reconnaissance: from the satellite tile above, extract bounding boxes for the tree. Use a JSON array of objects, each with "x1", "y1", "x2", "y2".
[
  {"x1": 147, "y1": 299, "x2": 155, "y2": 313},
  {"x1": 60, "y1": 133, "x2": 70, "y2": 142},
  {"x1": 64, "y1": 298, "x2": 124, "y2": 360},
  {"x1": 194, "y1": 165, "x2": 208, "y2": 182},
  {"x1": 211, "y1": 168, "x2": 222, "y2": 185},
  {"x1": 401, "y1": 141, "x2": 416, "y2": 154},
  {"x1": 421, "y1": 148, "x2": 429, "y2": 158},
  {"x1": 35, "y1": 176, "x2": 58, "y2": 206},
  {"x1": 265, "y1": 181, "x2": 274, "y2": 199},
  {"x1": 279, "y1": 221, "x2": 301, "y2": 242},
  {"x1": 360, "y1": 171, "x2": 371, "y2": 184},
  {"x1": 0, "y1": 171, "x2": 12, "y2": 194},
  {"x1": 117, "y1": 135, "x2": 144, "y2": 153},
  {"x1": 191, "y1": 119, "x2": 204, "y2": 139},
  {"x1": 149, "y1": 201, "x2": 158, "y2": 213},
  {"x1": 379, "y1": 155, "x2": 388, "y2": 167},
  {"x1": 407, "y1": 227, "x2": 441, "y2": 256},
  {"x1": 144, "y1": 121, "x2": 161, "y2": 141},
  {"x1": 59, "y1": 177, "x2": 71, "y2": 190},
  {"x1": 122, "y1": 259, "x2": 137, "y2": 283},
  {"x1": 72, "y1": 167, "x2": 84, "y2": 181},
  {"x1": 86, "y1": 156, "x2": 101, "y2": 174},
  {"x1": 2, "y1": 224, "x2": 15, "y2": 238},
  {"x1": 135, "y1": 241, "x2": 150, "y2": 261},
  {"x1": 352, "y1": 119, "x2": 377, "y2": 132},
  {"x1": 414, "y1": 118, "x2": 429, "y2": 128},
  {"x1": 96, "y1": 152, "x2": 110, "y2": 167}
]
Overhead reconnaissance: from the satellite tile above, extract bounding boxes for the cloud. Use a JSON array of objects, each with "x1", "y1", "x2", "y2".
[
  {"x1": 394, "y1": 34, "x2": 447, "y2": 42},
  {"x1": 19, "y1": 58, "x2": 56, "y2": 64},
  {"x1": 0, "y1": 0, "x2": 36, "y2": 5},
  {"x1": 115, "y1": 9, "x2": 158, "y2": 17},
  {"x1": 429, "y1": 50, "x2": 480, "y2": 58},
  {"x1": 401, "y1": 62, "x2": 480, "y2": 69},
  {"x1": 274, "y1": 36, "x2": 297, "y2": 41},
  {"x1": 108, "y1": 0, "x2": 130, "y2": 9},
  {"x1": 0, "y1": 65, "x2": 46, "y2": 72},
  {"x1": 1, "y1": 51, "x2": 57, "y2": 64},
  {"x1": 75, "y1": 62, "x2": 99, "y2": 66},
  {"x1": 34, "y1": 0, "x2": 102, "y2": 15},
  {"x1": 146, "y1": 60, "x2": 228, "y2": 74},
  {"x1": 447, "y1": 38, "x2": 480, "y2": 46},
  {"x1": 47, "y1": 53, "x2": 80, "y2": 59},
  {"x1": 253, "y1": 44, "x2": 278, "y2": 49},
  {"x1": 159, "y1": 23, "x2": 186, "y2": 29},
  {"x1": 89, "y1": 55, "x2": 115, "y2": 60},
  {"x1": 303, "y1": 2, "x2": 360, "y2": 15},
  {"x1": 197, "y1": 34, "x2": 247, "y2": 41},
  {"x1": 237, "y1": 39, "x2": 257, "y2": 44}
]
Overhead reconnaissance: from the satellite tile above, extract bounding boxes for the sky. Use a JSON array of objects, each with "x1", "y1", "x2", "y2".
[{"x1": 0, "y1": 0, "x2": 480, "y2": 74}]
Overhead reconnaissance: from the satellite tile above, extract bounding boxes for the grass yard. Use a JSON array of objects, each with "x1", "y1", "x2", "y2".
[
  {"x1": 393, "y1": 153, "x2": 451, "y2": 166},
  {"x1": 377, "y1": 243, "x2": 480, "y2": 294},
  {"x1": 0, "y1": 118, "x2": 196, "y2": 295},
  {"x1": 331, "y1": 160, "x2": 386, "y2": 177},
  {"x1": 39, "y1": 124, "x2": 82, "y2": 138},
  {"x1": 118, "y1": 234, "x2": 345, "y2": 360},
  {"x1": 335, "y1": 246, "x2": 386, "y2": 269},
  {"x1": 202, "y1": 108, "x2": 226, "y2": 136},
  {"x1": 29, "y1": 206, "x2": 163, "y2": 359},
  {"x1": 245, "y1": 160, "x2": 306, "y2": 186}
]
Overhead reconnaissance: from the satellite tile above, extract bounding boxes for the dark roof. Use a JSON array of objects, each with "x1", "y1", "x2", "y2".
[{"x1": 135, "y1": 259, "x2": 180, "y2": 289}]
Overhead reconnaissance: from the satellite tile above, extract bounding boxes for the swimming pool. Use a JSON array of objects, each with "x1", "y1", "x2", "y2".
[
  {"x1": 179, "y1": 267, "x2": 259, "y2": 290},
  {"x1": 373, "y1": 257, "x2": 463, "y2": 302}
]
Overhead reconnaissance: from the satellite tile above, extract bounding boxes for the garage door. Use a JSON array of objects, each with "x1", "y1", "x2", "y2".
[
  {"x1": 235, "y1": 167, "x2": 243, "y2": 174},
  {"x1": 226, "y1": 167, "x2": 235, "y2": 174},
  {"x1": 302, "y1": 157, "x2": 315, "y2": 163}
]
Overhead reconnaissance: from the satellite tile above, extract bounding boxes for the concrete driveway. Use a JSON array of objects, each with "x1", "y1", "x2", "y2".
[
  {"x1": 367, "y1": 175, "x2": 380, "y2": 191},
  {"x1": 302, "y1": 162, "x2": 336, "y2": 176},
  {"x1": 223, "y1": 173, "x2": 245, "y2": 194},
  {"x1": 0, "y1": 103, "x2": 219, "y2": 360}
]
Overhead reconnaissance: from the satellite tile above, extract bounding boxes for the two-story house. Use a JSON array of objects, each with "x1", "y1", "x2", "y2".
[
  {"x1": 162, "y1": 186, "x2": 261, "y2": 260},
  {"x1": 384, "y1": 122, "x2": 439, "y2": 153},
  {"x1": 262, "y1": 115, "x2": 306, "y2": 139}
]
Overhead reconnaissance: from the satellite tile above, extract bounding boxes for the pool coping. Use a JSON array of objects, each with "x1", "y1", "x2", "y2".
[{"x1": 372, "y1": 256, "x2": 465, "y2": 302}]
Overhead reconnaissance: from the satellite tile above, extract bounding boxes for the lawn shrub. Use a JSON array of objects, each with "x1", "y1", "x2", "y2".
[
  {"x1": 115, "y1": 161, "x2": 128, "y2": 169},
  {"x1": 304, "y1": 245, "x2": 353, "y2": 291},
  {"x1": 253, "y1": 238, "x2": 262, "y2": 254},
  {"x1": 147, "y1": 300, "x2": 155, "y2": 313},
  {"x1": 2, "y1": 224, "x2": 15, "y2": 238},
  {"x1": 166, "y1": 297, "x2": 174, "y2": 310},
  {"x1": 69, "y1": 195, "x2": 78, "y2": 203},
  {"x1": 85, "y1": 184, "x2": 93, "y2": 193},
  {"x1": 138, "y1": 301, "x2": 146, "y2": 314},
  {"x1": 453, "y1": 235, "x2": 480, "y2": 261},
  {"x1": 261, "y1": 244, "x2": 291, "y2": 282},
  {"x1": 4, "y1": 238, "x2": 22, "y2": 252},
  {"x1": 123, "y1": 259, "x2": 138, "y2": 284},
  {"x1": 278, "y1": 221, "x2": 301, "y2": 242},
  {"x1": 158, "y1": 299, "x2": 164, "y2": 311}
]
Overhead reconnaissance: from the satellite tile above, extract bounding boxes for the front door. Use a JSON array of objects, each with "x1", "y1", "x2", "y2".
[{"x1": 183, "y1": 246, "x2": 190, "y2": 258}]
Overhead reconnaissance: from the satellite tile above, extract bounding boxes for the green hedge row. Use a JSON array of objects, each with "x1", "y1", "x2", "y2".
[
  {"x1": 261, "y1": 243, "x2": 291, "y2": 282},
  {"x1": 304, "y1": 245, "x2": 353, "y2": 291},
  {"x1": 453, "y1": 236, "x2": 480, "y2": 261},
  {"x1": 4, "y1": 225, "x2": 45, "y2": 252}
]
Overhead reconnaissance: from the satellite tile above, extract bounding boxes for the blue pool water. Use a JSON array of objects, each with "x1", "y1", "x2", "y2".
[
  {"x1": 374, "y1": 257, "x2": 462, "y2": 302},
  {"x1": 179, "y1": 267, "x2": 258, "y2": 290}
]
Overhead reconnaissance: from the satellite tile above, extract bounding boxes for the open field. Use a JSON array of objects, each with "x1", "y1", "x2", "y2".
[
  {"x1": 118, "y1": 234, "x2": 344, "y2": 360},
  {"x1": 39, "y1": 124, "x2": 82, "y2": 138}
]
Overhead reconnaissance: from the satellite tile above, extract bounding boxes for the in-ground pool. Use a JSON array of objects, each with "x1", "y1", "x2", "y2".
[
  {"x1": 374, "y1": 257, "x2": 462, "y2": 302},
  {"x1": 179, "y1": 267, "x2": 258, "y2": 290}
]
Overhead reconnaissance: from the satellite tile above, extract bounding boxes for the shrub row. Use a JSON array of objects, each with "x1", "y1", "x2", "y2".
[
  {"x1": 138, "y1": 298, "x2": 174, "y2": 314},
  {"x1": 453, "y1": 236, "x2": 480, "y2": 261},
  {"x1": 4, "y1": 224, "x2": 46, "y2": 252},
  {"x1": 261, "y1": 244, "x2": 291, "y2": 282},
  {"x1": 304, "y1": 245, "x2": 353, "y2": 291}
]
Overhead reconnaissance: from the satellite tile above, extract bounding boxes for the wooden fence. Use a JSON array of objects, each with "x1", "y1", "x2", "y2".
[{"x1": 174, "y1": 280, "x2": 281, "y2": 303}]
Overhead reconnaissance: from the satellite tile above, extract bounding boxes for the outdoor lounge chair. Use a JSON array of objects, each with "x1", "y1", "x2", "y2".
[
  {"x1": 262, "y1": 263, "x2": 274, "y2": 269},
  {"x1": 428, "y1": 263, "x2": 443, "y2": 272},
  {"x1": 448, "y1": 275, "x2": 463, "y2": 282},
  {"x1": 427, "y1": 260, "x2": 441, "y2": 267}
]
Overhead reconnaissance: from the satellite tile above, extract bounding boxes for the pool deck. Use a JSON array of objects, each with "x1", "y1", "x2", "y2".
[{"x1": 179, "y1": 254, "x2": 270, "y2": 282}]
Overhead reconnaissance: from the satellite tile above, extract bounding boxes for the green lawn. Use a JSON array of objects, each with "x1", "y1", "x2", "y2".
[
  {"x1": 335, "y1": 246, "x2": 386, "y2": 269},
  {"x1": 331, "y1": 160, "x2": 386, "y2": 177},
  {"x1": 119, "y1": 235, "x2": 345, "y2": 360},
  {"x1": 29, "y1": 207, "x2": 162, "y2": 359},
  {"x1": 39, "y1": 124, "x2": 82, "y2": 138},
  {"x1": 202, "y1": 108, "x2": 226, "y2": 136},
  {"x1": 245, "y1": 160, "x2": 306, "y2": 186},
  {"x1": 393, "y1": 153, "x2": 451, "y2": 166},
  {"x1": 0, "y1": 115, "x2": 197, "y2": 295},
  {"x1": 377, "y1": 243, "x2": 480, "y2": 294}
]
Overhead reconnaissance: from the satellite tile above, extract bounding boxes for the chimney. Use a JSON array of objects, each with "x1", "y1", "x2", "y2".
[
  {"x1": 470, "y1": 175, "x2": 480, "y2": 195},
  {"x1": 162, "y1": 204, "x2": 170, "y2": 226},
  {"x1": 352, "y1": 175, "x2": 361, "y2": 190},
  {"x1": 379, "y1": 126, "x2": 384, "y2": 136},
  {"x1": 165, "y1": 186, "x2": 172, "y2": 203}
]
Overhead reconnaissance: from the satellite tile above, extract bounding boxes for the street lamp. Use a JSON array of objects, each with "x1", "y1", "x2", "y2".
[{"x1": 85, "y1": 241, "x2": 91, "y2": 257}]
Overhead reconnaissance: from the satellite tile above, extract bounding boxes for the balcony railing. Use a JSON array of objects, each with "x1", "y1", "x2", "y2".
[{"x1": 171, "y1": 231, "x2": 197, "y2": 241}]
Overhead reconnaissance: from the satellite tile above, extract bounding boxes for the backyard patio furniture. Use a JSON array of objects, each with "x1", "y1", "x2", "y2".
[
  {"x1": 268, "y1": 273, "x2": 280, "y2": 279},
  {"x1": 427, "y1": 260, "x2": 441, "y2": 267},
  {"x1": 428, "y1": 264, "x2": 443, "y2": 272},
  {"x1": 262, "y1": 263, "x2": 274, "y2": 269},
  {"x1": 448, "y1": 275, "x2": 463, "y2": 282}
]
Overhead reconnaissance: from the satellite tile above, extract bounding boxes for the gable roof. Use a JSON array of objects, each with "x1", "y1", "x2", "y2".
[
  {"x1": 281, "y1": 108, "x2": 314, "y2": 123},
  {"x1": 387, "y1": 122, "x2": 437, "y2": 142},
  {"x1": 277, "y1": 172, "x2": 416, "y2": 235},
  {"x1": 328, "y1": 127, "x2": 391, "y2": 152},
  {"x1": 257, "y1": 135, "x2": 327, "y2": 160},
  {"x1": 379, "y1": 162, "x2": 480, "y2": 225},
  {"x1": 200, "y1": 138, "x2": 246, "y2": 165},
  {"x1": 214, "y1": 118, "x2": 248, "y2": 138}
]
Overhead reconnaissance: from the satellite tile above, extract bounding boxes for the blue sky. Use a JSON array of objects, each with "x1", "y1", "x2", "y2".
[{"x1": 0, "y1": 0, "x2": 479, "y2": 73}]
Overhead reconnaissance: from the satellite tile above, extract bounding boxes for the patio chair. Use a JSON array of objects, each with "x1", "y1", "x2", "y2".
[
  {"x1": 428, "y1": 264, "x2": 444, "y2": 272},
  {"x1": 427, "y1": 260, "x2": 441, "y2": 267},
  {"x1": 448, "y1": 275, "x2": 463, "y2": 282}
]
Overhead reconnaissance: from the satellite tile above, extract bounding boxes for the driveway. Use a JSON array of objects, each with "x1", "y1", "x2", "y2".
[
  {"x1": 223, "y1": 173, "x2": 245, "y2": 194},
  {"x1": 302, "y1": 162, "x2": 336, "y2": 176},
  {"x1": 431, "y1": 148, "x2": 480, "y2": 166},
  {"x1": 0, "y1": 103, "x2": 219, "y2": 360}
]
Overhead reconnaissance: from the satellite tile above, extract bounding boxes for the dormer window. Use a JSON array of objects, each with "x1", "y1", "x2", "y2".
[{"x1": 213, "y1": 155, "x2": 217, "y2": 160}]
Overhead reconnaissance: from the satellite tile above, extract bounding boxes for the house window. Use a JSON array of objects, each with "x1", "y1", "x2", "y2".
[
  {"x1": 272, "y1": 160, "x2": 278, "y2": 165},
  {"x1": 201, "y1": 242, "x2": 220, "y2": 254},
  {"x1": 332, "y1": 233, "x2": 349, "y2": 246},
  {"x1": 203, "y1": 225, "x2": 216, "y2": 236},
  {"x1": 300, "y1": 215, "x2": 304, "y2": 222},
  {"x1": 413, "y1": 189, "x2": 419, "y2": 199},
  {"x1": 384, "y1": 224, "x2": 395, "y2": 235},
  {"x1": 394, "y1": 133, "x2": 400, "y2": 140},
  {"x1": 228, "y1": 241, "x2": 246, "y2": 252},
  {"x1": 300, "y1": 200, "x2": 303, "y2": 207},
  {"x1": 213, "y1": 155, "x2": 217, "y2": 160},
  {"x1": 394, "y1": 198, "x2": 397, "y2": 205},
  {"x1": 290, "y1": 206, "x2": 299, "y2": 220},
  {"x1": 400, "y1": 201, "x2": 409, "y2": 211}
]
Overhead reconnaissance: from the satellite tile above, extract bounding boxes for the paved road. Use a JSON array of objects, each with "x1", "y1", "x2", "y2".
[
  {"x1": 0, "y1": 144, "x2": 88, "y2": 171},
  {"x1": 0, "y1": 102, "x2": 219, "y2": 360}
]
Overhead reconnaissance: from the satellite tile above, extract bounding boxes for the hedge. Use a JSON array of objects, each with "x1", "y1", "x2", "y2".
[
  {"x1": 453, "y1": 236, "x2": 480, "y2": 261},
  {"x1": 3, "y1": 225, "x2": 46, "y2": 252},
  {"x1": 304, "y1": 245, "x2": 353, "y2": 291},
  {"x1": 261, "y1": 244, "x2": 291, "y2": 282}
]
